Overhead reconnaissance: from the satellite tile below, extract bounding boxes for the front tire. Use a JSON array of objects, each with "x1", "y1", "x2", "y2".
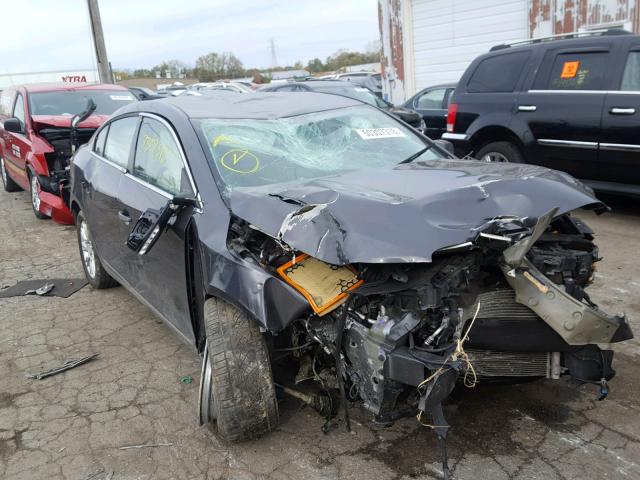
[
  {"x1": 199, "y1": 297, "x2": 279, "y2": 442},
  {"x1": 76, "y1": 211, "x2": 118, "y2": 289},
  {"x1": 1, "y1": 156, "x2": 21, "y2": 192},
  {"x1": 29, "y1": 173, "x2": 49, "y2": 219},
  {"x1": 476, "y1": 141, "x2": 524, "y2": 163}
]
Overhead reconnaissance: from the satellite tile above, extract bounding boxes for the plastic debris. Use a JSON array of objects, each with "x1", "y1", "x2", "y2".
[
  {"x1": 26, "y1": 354, "x2": 98, "y2": 380},
  {"x1": 179, "y1": 375, "x2": 193, "y2": 384},
  {"x1": 119, "y1": 442, "x2": 173, "y2": 450},
  {"x1": 25, "y1": 282, "x2": 55, "y2": 296}
]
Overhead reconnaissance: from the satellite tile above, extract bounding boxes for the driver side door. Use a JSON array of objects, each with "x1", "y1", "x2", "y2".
[{"x1": 116, "y1": 113, "x2": 199, "y2": 342}]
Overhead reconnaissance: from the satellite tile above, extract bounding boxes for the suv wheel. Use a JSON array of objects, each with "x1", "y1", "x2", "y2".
[
  {"x1": 76, "y1": 211, "x2": 118, "y2": 289},
  {"x1": 29, "y1": 173, "x2": 49, "y2": 219},
  {"x1": 199, "y1": 297, "x2": 279, "y2": 442},
  {"x1": 476, "y1": 141, "x2": 524, "y2": 163},
  {"x1": 1, "y1": 156, "x2": 21, "y2": 192}
]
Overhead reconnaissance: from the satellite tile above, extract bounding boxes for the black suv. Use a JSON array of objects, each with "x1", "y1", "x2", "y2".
[{"x1": 443, "y1": 30, "x2": 640, "y2": 196}]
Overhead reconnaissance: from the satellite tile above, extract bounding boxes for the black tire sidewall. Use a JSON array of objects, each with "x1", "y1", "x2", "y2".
[{"x1": 477, "y1": 141, "x2": 524, "y2": 163}]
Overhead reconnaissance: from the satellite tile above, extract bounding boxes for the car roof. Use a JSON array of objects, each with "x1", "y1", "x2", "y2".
[
  {"x1": 301, "y1": 80, "x2": 365, "y2": 88},
  {"x1": 20, "y1": 83, "x2": 129, "y2": 93},
  {"x1": 158, "y1": 91, "x2": 363, "y2": 119}
]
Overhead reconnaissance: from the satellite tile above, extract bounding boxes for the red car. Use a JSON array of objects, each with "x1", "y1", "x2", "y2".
[{"x1": 0, "y1": 83, "x2": 135, "y2": 224}]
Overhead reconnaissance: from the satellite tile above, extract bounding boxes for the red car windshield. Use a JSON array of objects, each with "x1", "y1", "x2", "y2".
[{"x1": 29, "y1": 90, "x2": 135, "y2": 116}]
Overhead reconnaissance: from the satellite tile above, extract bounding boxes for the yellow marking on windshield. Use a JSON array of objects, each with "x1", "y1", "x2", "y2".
[
  {"x1": 213, "y1": 134, "x2": 234, "y2": 147},
  {"x1": 220, "y1": 149, "x2": 259, "y2": 174}
]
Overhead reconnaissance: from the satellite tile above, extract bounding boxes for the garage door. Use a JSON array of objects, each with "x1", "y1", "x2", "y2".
[{"x1": 411, "y1": 0, "x2": 528, "y2": 91}]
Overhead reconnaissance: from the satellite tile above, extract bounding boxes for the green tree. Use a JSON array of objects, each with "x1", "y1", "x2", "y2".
[
  {"x1": 306, "y1": 58, "x2": 324, "y2": 73},
  {"x1": 194, "y1": 52, "x2": 244, "y2": 81}
]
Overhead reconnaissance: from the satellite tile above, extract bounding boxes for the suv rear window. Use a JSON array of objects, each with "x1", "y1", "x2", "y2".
[
  {"x1": 542, "y1": 52, "x2": 608, "y2": 90},
  {"x1": 621, "y1": 51, "x2": 640, "y2": 91},
  {"x1": 467, "y1": 51, "x2": 530, "y2": 93}
]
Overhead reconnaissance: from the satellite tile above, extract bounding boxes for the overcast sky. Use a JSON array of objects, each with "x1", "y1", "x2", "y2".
[{"x1": 3, "y1": 0, "x2": 379, "y2": 73}]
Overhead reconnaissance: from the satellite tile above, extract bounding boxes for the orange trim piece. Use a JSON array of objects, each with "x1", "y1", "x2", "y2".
[{"x1": 277, "y1": 253, "x2": 364, "y2": 315}]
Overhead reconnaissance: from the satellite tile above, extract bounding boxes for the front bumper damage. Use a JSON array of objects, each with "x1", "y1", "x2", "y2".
[{"x1": 37, "y1": 172, "x2": 74, "y2": 225}]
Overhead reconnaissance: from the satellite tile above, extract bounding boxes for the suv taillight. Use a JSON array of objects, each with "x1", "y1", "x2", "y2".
[{"x1": 446, "y1": 103, "x2": 458, "y2": 133}]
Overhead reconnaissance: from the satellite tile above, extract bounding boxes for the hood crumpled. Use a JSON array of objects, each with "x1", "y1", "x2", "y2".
[{"x1": 228, "y1": 159, "x2": 604, "y2": 265}]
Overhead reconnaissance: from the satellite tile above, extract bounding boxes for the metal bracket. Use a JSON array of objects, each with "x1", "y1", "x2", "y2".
[{"x1": 501, "y1": 258, "x2": 626, "y2": 345}]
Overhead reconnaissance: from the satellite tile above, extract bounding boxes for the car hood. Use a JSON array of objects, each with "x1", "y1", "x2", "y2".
[
  {"x1": 31, "y1": 114, "x2": 109, "y2": 131},
  {"x1": 227, "y1": 159, "x2": 604, "y2": 265}
]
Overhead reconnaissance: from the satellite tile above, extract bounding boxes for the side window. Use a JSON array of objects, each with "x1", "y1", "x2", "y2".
[
  {"x1": 133, "y1": 117, "x2": 192, "y2": 195},
  {"x1": 416, "y1": 88, "x2": 446, "y2": 109},
  {"x1": 0, "y1": 91, "x2": 13, "y2": 117},
  {"x1": 543, "y1": 52, "x2": 608, "y2": 90},
  {"x1": 467, "y1": 51, "x2": 530, "y2": 93},
  {"x1": 13, "y1": 94, "x2": 26, "y2": 129},
  {"x1": 103, "y1": 116, "x2": 139, "y2": 168},
  {"x1": 276, "y1": 85, "x2": 297, "y2": 92},
  {"x1": 94, "y1": 125, "x2": 109, "y2": 157},
  {"x1": 621, "y1": 51, "x2": 640, "y2": 91}
]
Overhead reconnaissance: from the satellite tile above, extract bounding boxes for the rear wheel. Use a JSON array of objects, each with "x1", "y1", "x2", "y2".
[
  {"x1": 76, "y1": 211, "x2": 118, "y2": 289},
  {"x1": 1, "y1": 156, "x2": 21, "y2": 192},
  {"x1": 199, "y1": 297, "x2": 279, "y2": 442},
  {"x1": 29, "y1": 173, "x2": 49, "y2": 219},
  {"x1": 476, "y1": 141, "x2": 524, "y2": 164}
]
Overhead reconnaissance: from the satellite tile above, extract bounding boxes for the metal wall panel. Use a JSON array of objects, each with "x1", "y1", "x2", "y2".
[
  {"x1": 530, "y1": 0, "x2": 638, "y2": 36},
  {"x1": 410, "y1": 0, "x2": 528, "y2": 95}
]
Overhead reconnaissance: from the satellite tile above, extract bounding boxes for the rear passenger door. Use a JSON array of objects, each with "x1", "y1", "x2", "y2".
[
  {"x1": 83, "y1": 115, "x2": 140, "y2": 270},
  {"x1": 411, "y1": 87, "x2": 448, "y2": 139},
  {"x1": 516, "y1": 47, "x2": 612, "y2": 180},
  {"x1": 116, "y1": 113, "x2": 198, "y2": 341},
  {"x1": 599, "y1": 40, "x2": 640, "y2": 187}
]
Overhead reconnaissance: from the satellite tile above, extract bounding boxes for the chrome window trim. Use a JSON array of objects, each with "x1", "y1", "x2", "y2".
[
  {"x1": 538, "y1": 139, "x2": 598, "y2": 149},
  {"x1": 123, "y1": 172, "x2": 173, "y2": 199},
  {"x1": 90, "y1": 151, "x2": 127, "y2": 173},
  {"x1": 600, "y1": 143, "x2": 640, "y2": 151},
  {"x1": 528, "y1": 90, "x2": 640, "y2": 94},
  {"x1": 137, "y1": 112, "x2": 201, "y2": 205}
]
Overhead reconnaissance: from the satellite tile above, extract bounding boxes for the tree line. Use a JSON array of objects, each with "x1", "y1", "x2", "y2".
[{"x1": 114, "y1": 46, "x2": 381, "y2": 82}]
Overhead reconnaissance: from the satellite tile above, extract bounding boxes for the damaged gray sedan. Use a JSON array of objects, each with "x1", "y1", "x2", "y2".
[{"x1": 69, "y1": 93, "x2": 633, "y2": 460}]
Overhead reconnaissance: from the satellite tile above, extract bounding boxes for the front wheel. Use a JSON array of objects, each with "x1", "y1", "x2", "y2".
[
  {"x1": 76, "y1": 211, "x2": 118, "y2": 289},
  {"x1": 29, "y1": 173, "x2": 49, "y2": 219},
  {"x1": 476, "y1": 141, "x2": 525, "y2": 164},
  {"x1": 1, "y1": 156, "x2": 21, "y2": 192},
  {"x1": 199, "y1": 297, "x2": 279, "y2": 442}
]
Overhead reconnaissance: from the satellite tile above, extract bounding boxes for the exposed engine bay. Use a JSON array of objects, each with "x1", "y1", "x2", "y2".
[{"x1": 226, "y1": 208, "x2": 633, "y2": 459}]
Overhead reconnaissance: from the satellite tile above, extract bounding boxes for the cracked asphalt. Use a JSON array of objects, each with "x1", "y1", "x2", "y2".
[{"x1": 1, "y1": 187, "x2": 639, "y2": 480}]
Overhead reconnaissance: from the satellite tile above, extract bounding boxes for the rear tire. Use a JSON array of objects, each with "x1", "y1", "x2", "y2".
[
  {"x1": 29, "y1": 173, "x2": 49, "y2": 219},
  {"x1": 1, "y1": 156, "x2": 21, "y2": 192},
  {"x1": 200, "y1": 297, "x2": 279, "y2": 442},
  {"x1": 476, "y1": 141, "x2": 524, "y2": 163},
  {"x1": 76, "y1": 211, "x2": 118, "y2": 289}
]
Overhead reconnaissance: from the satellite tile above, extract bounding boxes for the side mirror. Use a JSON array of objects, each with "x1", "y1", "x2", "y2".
[
  {"x1": 434, "y1": 139, "x2": 455, "y2": 156},
  {"x1": 126, "y1": 195, "x2": 197, "y2": 255},
  {"x1": 4, "y1": 118, "x2": 23, "y2": 133}
]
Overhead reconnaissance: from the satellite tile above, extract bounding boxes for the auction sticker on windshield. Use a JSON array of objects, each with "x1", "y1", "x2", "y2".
[
  {"x1": 356, "y1": 127, "x2": 406, "y2": 140},
  {"x1": 110, "y1": 95, "x2": 134, "y2": 101}
]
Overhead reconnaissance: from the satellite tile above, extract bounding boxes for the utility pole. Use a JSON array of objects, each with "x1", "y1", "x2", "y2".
[
  {"x1": 269, "y1": 38, "x2": 279, "y2": 69},
  {"x1": 87, "y1": 0, "x2": 112, "y2": 83}
]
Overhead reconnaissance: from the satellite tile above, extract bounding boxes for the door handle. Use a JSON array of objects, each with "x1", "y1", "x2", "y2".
[
  {"x1": 610, "y1": 107, "x2": 636, "y2": 115},
  {"x1": 518, "y1": 105, "x2": 537, "y2": 112},
  {"x1": 118, "y1": 210, "x2": 131, "y2": 224}
]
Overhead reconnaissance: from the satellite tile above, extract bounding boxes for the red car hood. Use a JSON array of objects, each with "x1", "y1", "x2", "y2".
[{"x1": 31, "y1": 114, "x2": 109, "y2": 130}]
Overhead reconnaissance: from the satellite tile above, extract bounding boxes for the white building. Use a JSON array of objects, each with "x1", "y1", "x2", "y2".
[{"x1": 379, "y1": 0, "x2": 640, "y2": 103}]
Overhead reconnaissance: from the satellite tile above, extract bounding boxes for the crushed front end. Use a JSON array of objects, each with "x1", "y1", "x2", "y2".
[{"x1": 226, "y1": 208, "x2": 633, "y2": 441}]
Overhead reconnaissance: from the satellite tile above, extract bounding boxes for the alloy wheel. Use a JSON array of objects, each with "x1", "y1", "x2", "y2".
[
  {"x1": 79, "y1": 220, "x2": 97, "y2": 279},
  {"x1": 30, "y1": 175, "x2": 41, "y2": 211},
  {"x1": 198, "y1": 340, "x2": 216, "y2": 425},
  {"x1": 481, "y1": 152, "x2": 510, "y2": 163},
  {"x1": 0, "y1": 157, "x2": 7, "y2": 187}
]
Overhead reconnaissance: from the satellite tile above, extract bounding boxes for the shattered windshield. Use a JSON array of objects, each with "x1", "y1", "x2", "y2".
[
  {"x1": 197, "y1": 105, "x2": 438, "y2": 190},
  {"x1": 30, "y1": 91, "x2": 136, "y2": 116}
]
